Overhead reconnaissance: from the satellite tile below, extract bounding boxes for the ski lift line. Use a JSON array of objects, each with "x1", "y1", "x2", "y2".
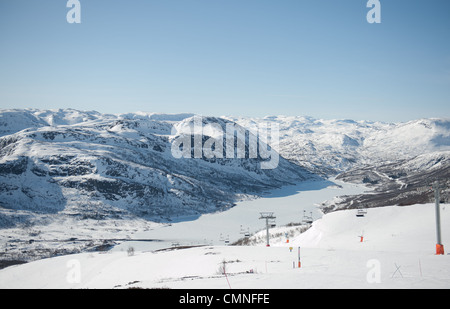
[
  {"x1": 244, "y1": 227, "x2": 250, "y2": 238},
  {"x1": 302, "y1": 210, "x2": 314, "y2": 224},
  {"x1": 259, "y1": 212, "x2": 276, "y2": 247},
  {"x1": 239, "y1": 225, "x2": 251, "y2": 238},
  {"x1": 356, "y1": 207, "x2": 368, "y2": 217}
]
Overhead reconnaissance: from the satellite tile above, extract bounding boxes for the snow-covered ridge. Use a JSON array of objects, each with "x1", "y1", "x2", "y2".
[
  {"x1": 0, "y1": 109, "x2": 314, "y2": 228},
  {"x1": 226, "y1": 115, "x2": 450, "y2": 175},
  {"x1": 1, "y1": 109, "x2": 449, "y2": 222},
  {"x1": 1, "y1": 108, "x2": 449, "y2": 262},
  {"x1": 2, "y1": 109, "x2": 449, "y2": 172}
]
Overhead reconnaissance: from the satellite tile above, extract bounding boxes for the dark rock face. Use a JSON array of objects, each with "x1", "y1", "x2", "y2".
[{"x1": 322, "y1": 153, "x2": 450, "y2": 213}]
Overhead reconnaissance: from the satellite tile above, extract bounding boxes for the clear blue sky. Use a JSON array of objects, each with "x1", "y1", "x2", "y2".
[{"x1": 0, "y1": 0, "x2": 449, "y2": 122}]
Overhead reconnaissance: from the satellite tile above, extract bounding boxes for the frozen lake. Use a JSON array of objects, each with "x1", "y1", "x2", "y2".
[{"x1": 112, "y1": 177, "x2": 368, "y2": 252}]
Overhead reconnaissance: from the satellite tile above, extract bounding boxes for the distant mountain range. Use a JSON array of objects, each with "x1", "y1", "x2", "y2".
[
  {"x1": 0, "y1": 109, "x2": 449, "y2": 227},
  {"x1": 229, "y1": 115, "x2": 450, "y2": 212},
  {"x1": 228, "y1": 115, "x2": 450, "y2": 175}
]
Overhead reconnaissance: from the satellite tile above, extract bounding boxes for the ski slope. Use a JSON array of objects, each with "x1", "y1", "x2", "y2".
[
  {"x1": 109, "y1": 178, "x2": 365, "y2": 251},
  {"x1": 1, "y1": 203, "x2": 449, "y2": 289}
]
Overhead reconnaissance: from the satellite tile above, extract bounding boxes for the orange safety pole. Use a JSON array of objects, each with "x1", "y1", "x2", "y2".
[{"x1": 436, "y1": 244, "x2": 445, "y2": 255}]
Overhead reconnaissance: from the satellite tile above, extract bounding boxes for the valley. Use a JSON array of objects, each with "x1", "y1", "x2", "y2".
[{"x1": 0, "y1": 109, "x2": 449, "y2": 270}]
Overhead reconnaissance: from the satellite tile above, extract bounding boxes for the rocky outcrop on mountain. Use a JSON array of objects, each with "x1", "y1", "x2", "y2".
[
  {"x1": 1, "y1": 109, "x2": 449, "y2": 227},
  {"x1": 0, "y1": 109, "x2": 315, "y2": 226},
  {"x1": 320, "y1": 151, "x2": 450, "y2": 213},
  {"x1": 229, "y1": 116, "x2": 450, "y2": 176},
  {"x1": 229, "y1": 115, "x2": 450, "y2": 211}
]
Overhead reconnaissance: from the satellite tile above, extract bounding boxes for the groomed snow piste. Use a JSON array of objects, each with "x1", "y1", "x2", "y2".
[{"x1": 1, "y1": 203, "x2": 449, "y2": 289}]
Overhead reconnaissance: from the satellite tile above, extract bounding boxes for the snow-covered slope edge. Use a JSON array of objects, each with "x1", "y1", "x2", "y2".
[{"x1": 1, "y1": 203, "x2": 448, "y2": 289}]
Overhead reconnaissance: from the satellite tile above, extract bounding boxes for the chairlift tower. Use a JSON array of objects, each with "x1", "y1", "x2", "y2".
[
  {"x1": 433, "y1": 181, "x2": 444, "y2": 255},
  {"x1": 259, "y1": 212, "x2": 276, "y2": 247}
]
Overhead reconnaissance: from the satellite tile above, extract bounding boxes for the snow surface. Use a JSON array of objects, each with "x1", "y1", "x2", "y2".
[
  {"x1": 109, "y1": 178, "x2": 365, "y2": 252},
  {"x1": 1, "y1": 110, "x2": 449, "y2": 289},
  {"x1": 1, "y1": 193, "x2": 449, "y2": 289}
]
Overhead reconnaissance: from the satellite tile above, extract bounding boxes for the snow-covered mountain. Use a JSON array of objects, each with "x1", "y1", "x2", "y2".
[
  {"x1": 1, "y1": 108, "x2": 449, "y2": 264},
  {"x1": 228, "y1": 115, "x2": 450, "y2": 211},
  {"x1": 1, "y1": 109, "x2": 449, "y2": 224},
  {"x1": 321, "y1": 151, "x2": 450, "y2": 213},
  {"x1": 1, "y1": 109, "x2": 449, "y2": 227},
  {"x1": 227, "y1": 115, "x2": 450, "y2": 175},
  {"x1": 0, "y1": 109, "x2": 315, "y2": 228}
]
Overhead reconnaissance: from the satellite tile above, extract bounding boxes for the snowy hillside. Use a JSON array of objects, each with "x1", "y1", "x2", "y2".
[
  {"x1": 328, "y1": 151, "x2": 450, "y2": 212},
  {"x1": 0, "y1": 109, "x2": 314, "y2": 226},
  {"x1": 229, "y1": 115, "x2": 450, "y2": 211},
  {"x1": 1, "y1": 108, "x2": 449, "y2": 270},
  {"x1": 1, "y1": 203, "x2": 448, "y2": 289},
  {"x1": 227, "y1": 116, "x2": 450, "y2": 175}
]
